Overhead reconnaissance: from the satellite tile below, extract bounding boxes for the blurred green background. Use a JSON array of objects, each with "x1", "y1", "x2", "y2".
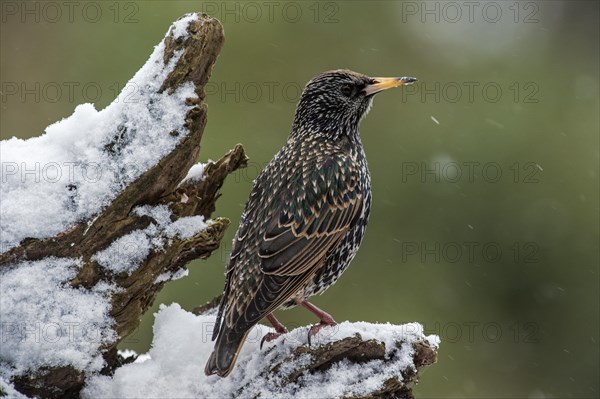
[{"x1": 1, "y1": 1, "x2": 598, "y2": 397}]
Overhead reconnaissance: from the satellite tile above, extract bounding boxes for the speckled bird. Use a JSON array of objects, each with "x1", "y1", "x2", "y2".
[{"x1": 205, "y1": 70, "x2": 416, "y2": 377}]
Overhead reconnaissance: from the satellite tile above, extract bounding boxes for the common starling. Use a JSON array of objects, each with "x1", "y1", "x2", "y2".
[{"x1": 205, "y1": 70, "x2": 417, "y2": 377}]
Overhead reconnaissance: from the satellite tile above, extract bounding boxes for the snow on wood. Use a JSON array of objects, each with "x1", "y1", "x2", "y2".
[
  {"x1": 83, "y1": 304, "x2": 439, "y2": 399},
  {"x1": 0, "y1": 13, "x2": 242, "y2": 397},
  {"x1": 0, "y1": 14, "x2": 199, "y2": 254}
]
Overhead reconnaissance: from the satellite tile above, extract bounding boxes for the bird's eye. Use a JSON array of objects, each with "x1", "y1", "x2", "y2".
[{"x1": 341, "y1": 84, "x2": 353, "y2": 97}]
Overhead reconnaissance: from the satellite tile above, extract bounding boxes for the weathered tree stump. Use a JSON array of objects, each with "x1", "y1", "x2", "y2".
[{"x1": 0, "y1": 13, "x2": 246, "y2": 398}]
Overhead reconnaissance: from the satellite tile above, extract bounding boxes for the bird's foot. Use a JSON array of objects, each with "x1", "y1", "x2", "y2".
[
  {"x1": 260, "y1": 330, "x2": 287, "y2": 349},
  {"x1": 307, "y1": 319, "x2": 337, "y2": 346},
  {"x1": 266, "y1": 313, "x2": 288, "y2": 334},
  {"x1": 297, "y1": 300, "x2": 338, "y2": 346},
  {"x1": 261, "y1": 313, "x2": 289, "y2": 349}
]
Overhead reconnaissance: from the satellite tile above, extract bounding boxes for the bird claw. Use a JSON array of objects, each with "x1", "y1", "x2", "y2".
[
  {"x1": 260, "y1": 331, "x2": 285, "y2": 350},
  {"x1": 306, "y1": 321, "x2": 337, "y2": 347}
]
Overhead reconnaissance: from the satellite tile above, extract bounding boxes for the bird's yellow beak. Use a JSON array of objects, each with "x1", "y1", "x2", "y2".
[{"x1": 364, "y1": 76, "x2": 417, "y2": 96}]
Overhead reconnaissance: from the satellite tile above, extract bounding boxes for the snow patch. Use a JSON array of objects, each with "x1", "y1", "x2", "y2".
[
  {"x1": 93, "y1": 229, "x2": 155, "y2": 275},
  {"x1": 171, "y1": 14, "x2": 199, "y2": 39},
  {"x1": 83, "y1": 304, "x2": 439, "y2": 398},
  {"x1": 0, "y1": 13, "x2": 198, "y2": 254},
  {"x1": 92, "y1": 205, "x2": 208, "y2": 276},
  {"x1": 165, "y1": 215, "x2": 208, "y2": 239},
  {"x1": 154, "y1": 268, "x2": 189, "y2": 284},
  {"x1": 0, "y1": 258, "x2": 117, "y2": 379},
  {"x1": 0, "y1": 376, "x2": 29, "y2": 399},
  {"x1": 181, "y1": 163, "x2": 206, "y2": 184}
]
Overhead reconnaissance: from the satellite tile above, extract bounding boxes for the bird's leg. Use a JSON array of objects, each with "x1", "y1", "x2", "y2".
[
  {"x1": 266, "y1": 313, "x2": 288, "y2": 334},
  {"x1": 260, "y1": 313, "x2": 288, "y2": 349},
  {"x1": 299, "y1": 300, "x2": 337, "y2": 346}
]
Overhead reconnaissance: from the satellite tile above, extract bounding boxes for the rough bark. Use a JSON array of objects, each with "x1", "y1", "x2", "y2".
[{"x1": 249, "y1": 335, "x2": 437, "y2": 399}]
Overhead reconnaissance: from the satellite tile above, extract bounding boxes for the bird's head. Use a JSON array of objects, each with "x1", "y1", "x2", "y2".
[{"x1": 291, "y1": 69, "x2": 416, "y2": 139}]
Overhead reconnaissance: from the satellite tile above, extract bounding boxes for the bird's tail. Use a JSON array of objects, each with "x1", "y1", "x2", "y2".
[{"x1": 204, "y1": 328, "x2": 249, "y2": 377}]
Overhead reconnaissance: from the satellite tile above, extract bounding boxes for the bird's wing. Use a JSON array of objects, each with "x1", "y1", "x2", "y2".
[
  {"x1": 213, "y1": 147, "x2": 364, "y2": 337},
  {"x1": 258, "y1": 155, "x2": 363, "y2": 276}
]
